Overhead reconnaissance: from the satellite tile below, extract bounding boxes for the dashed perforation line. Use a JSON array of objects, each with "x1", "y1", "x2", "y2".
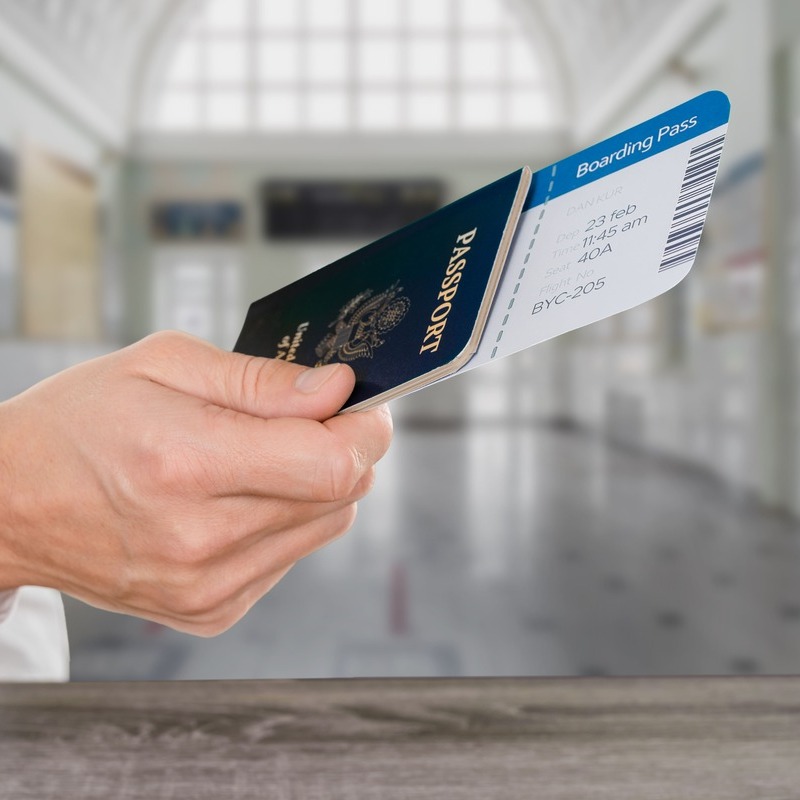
[{"x1": 491, "y1": 163, "x2": 557, "y2": 360}]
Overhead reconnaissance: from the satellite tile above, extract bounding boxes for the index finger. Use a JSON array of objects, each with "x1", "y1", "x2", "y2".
[
  {"x1": 207, "y1": 403, "x2": 393, "y2": 503},
  {"x1": 324, "y1": 402, "x2": 393, "y2": 474}
]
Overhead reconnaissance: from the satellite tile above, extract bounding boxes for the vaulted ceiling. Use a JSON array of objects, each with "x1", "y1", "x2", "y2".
[
  {"x1": 0, "y1": 0, "x2": 173, "y2": 120},
  {"x1": 0, "y1": 0, "x2": 720, "y2": 147}
]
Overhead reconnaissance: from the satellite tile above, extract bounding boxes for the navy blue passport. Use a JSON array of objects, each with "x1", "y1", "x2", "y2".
[{"x1": 235, "y1": 168, "x2": 531, "y2": 411}]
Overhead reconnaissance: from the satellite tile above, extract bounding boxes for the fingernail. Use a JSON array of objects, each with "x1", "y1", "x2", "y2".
[{"x1": 294, "y1": 364, "x2": 340, "y2": 394}]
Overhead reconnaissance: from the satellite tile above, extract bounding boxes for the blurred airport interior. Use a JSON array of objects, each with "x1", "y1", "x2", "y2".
[{"x1": 2, "y1": 0, "x2": 800, "y2": 679}]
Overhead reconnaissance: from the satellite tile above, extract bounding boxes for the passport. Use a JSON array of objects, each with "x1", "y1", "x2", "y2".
[
  {"x1": 235, "y1": 91, "x2": 731, "y2": 412},
  {"x1": 235, "y1": 168, "x2": 531, "y2": 411}
]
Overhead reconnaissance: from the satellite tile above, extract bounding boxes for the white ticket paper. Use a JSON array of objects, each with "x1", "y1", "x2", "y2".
[{"x1": 461, "y1": 90, "x2": 730, "y2": 372}]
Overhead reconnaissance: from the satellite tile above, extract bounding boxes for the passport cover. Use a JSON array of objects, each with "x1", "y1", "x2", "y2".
[{"x1": 235, "y1": 167, "x2": 532, "y2": 411}]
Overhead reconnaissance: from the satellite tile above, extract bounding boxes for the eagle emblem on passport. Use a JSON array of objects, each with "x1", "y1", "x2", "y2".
[{"x1": 315, "y1": 281, "x2": 411, "y2": 365}]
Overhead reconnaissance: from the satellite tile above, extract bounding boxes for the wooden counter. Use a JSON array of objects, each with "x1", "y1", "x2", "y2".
[{"x1": 2, "y1": 677, "x2": 800, "y2": 798}]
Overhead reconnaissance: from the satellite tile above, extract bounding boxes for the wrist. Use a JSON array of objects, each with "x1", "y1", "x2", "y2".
[{"x1": 0, "y1": 398, "x2": 40, "y2": 590}]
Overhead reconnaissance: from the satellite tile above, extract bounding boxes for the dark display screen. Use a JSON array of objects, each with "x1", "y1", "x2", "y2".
[
  {"x1": 263, "y1": 179, "x2": 443, "y2": 240},
  {"x1": 151, "y1": 201, "x2": 244, "y2": 241}
]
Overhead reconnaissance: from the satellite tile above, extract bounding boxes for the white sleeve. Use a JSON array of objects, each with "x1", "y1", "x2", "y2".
[{"x1": 0, "y1": 587, "x2": 70, "y2": 681}]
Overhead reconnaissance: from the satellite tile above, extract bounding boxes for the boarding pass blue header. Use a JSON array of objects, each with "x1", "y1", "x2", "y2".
[{"x1": 527, "y1": 90, "x2": 731, "y2": 208}]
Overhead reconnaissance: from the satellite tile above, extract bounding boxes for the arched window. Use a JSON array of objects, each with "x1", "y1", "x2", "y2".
[{"x1": 141, "y1": 0, "x2": 554, "y2": 132}]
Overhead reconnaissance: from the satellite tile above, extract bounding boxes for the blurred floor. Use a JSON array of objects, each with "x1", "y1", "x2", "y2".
[{"x1": 64, "y1": 419, "x2": 800, "y2": 680}]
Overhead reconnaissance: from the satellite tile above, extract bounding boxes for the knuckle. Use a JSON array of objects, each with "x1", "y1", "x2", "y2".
[
  {"x1": 315, "y1": 441, "x2": 360, "y2": 502},
  {"x1": 234, "y1": 355, "x2": 281, "y2": 405},
  {"x1": 142, "y1": 432, "x2": 217, "y2": 498},
  {"x1": 125, "y1": 331, "x2": 202, "y2": 379},
  {"x1": 145, "y1": 440, "x2": 187, "y2": 494},
  {"x1": 284, "y1": 504, "x2": 357, "y2": 563},
  {"x1": 349, "y1": 466, "x2": 376, "y2": 501},
  {"x1": 332, "y1": 503, "x2": 359, "y2": 539},
  {"x1": 137, "y1": 330, "x2": 191, "y2": 359},
  {"x1": 173, "y1": 533, "x2": 216, "y2": 569},
  {"x1": 182, "y1": 597, "x2": 252, "y2": 637},
  {"x1": 375, "y1": 405, "x2": 394, "y2": 448},
  {"x1": 167, "y1": 579, "x2": 228, "y2": 620},
  {"x1": 157, "y1": 517, "x2": 222, "y2": 570}
]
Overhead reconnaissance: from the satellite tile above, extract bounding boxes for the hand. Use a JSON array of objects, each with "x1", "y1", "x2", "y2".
[{"x1": 0, "y1": 332, "x2": 392, "y2": 635}]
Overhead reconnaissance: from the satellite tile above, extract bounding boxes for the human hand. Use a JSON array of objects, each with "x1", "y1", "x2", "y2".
[{"x1": 0, "y1": 332, "x2": 392, "y2": 635}]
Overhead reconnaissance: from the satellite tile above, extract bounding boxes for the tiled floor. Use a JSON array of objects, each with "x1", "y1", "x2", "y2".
[{"x1": 65, "y1": 421, "x2": 800, "y2": 680}]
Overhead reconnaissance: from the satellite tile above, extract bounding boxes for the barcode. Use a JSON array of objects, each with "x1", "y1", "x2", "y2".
[{"x1": 658, "y1": 134, "x2": 725, "y2": 272}]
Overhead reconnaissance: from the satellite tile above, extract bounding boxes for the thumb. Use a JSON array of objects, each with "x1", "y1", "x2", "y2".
[{"x1": 129, "y1": 331, "x2": 356, "y2": 421}]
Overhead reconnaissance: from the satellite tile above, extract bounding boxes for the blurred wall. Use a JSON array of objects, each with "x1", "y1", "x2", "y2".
[
  {"x1": 0, "y1": 42, "x2": 115, "y2": 400},
  {"x1": 534, "y1": 0, "x2": 781, "y2": 506},
  {"x1": 770, "y1": 3, "x2": 800, "y2": 516},
  {"x1": 0, "y1": 60, "x2": 101, "y2": 169}
]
